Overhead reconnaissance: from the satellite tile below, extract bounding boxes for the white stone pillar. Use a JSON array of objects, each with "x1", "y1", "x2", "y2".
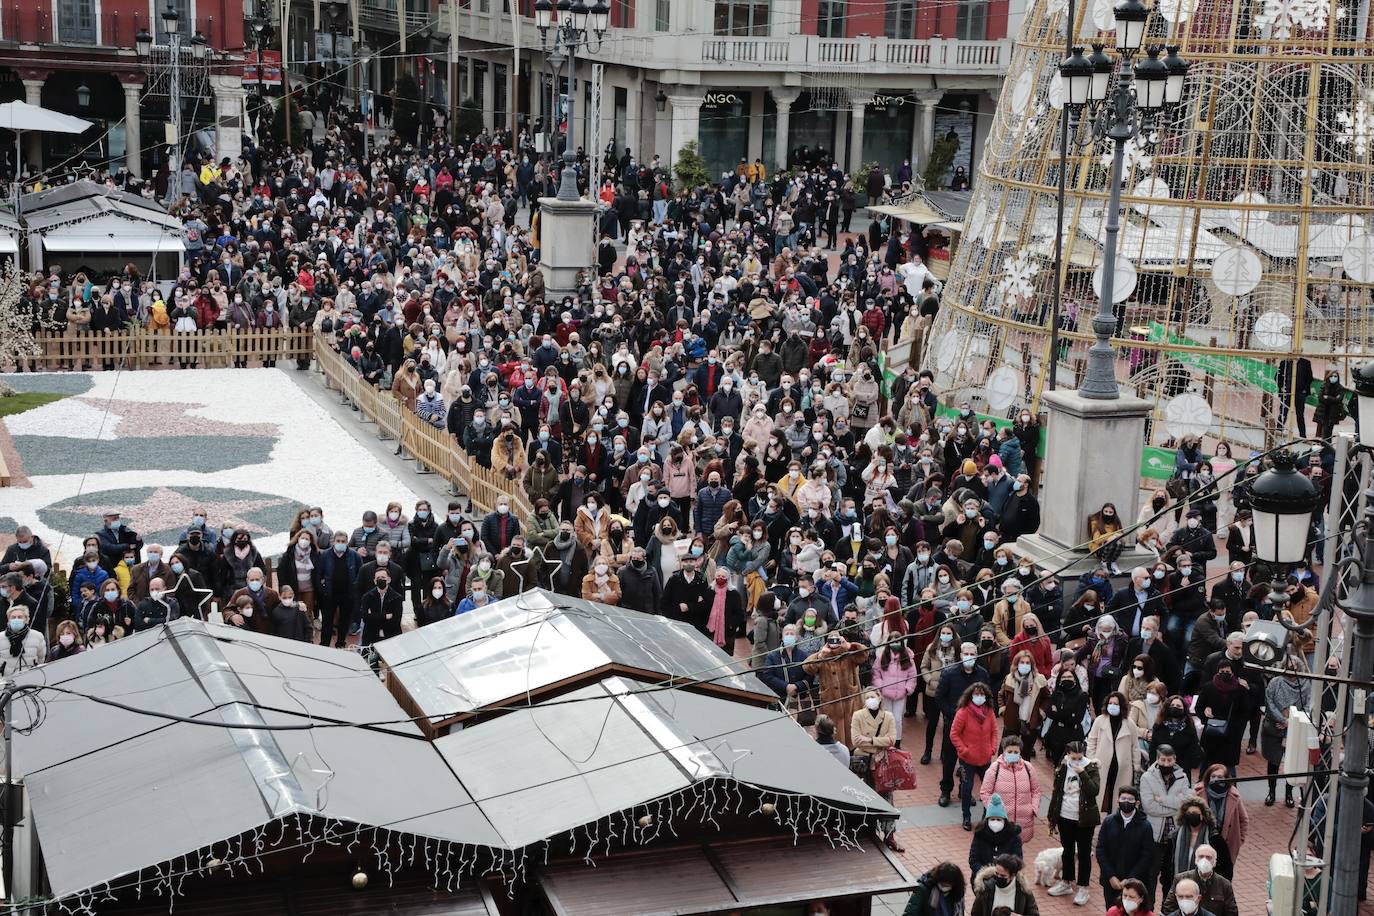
[
  {"x1": 771, "y1": 87, "x2": 799, "y2": 173},
  {"x1": 123, "y1": 82, "x2": 144, "y2": 178},
  {"x1": 746, "y1": 89, "x2": 764, "y2": 163},
  {"x1": 210, "y1": 74, "x2": 247, "y2": 165},
  {"x1": 21, "y1": 78, "x2": 44, "y2": 173},
  {"x1": 481, "y1": 63, "x2": 496, "y2": 130},
  {"x1": 667, "y1": 93, "x2": 702, "y2": 176},
  {"x1": 848, "y1": 91, "x2": 872, "y2": 174},
  {"x1": 832, "y1": 109, "x2": 846, "y2": 169},
  {"x1": 915, "y1": 89, "x2": 943, "y2": 173}
]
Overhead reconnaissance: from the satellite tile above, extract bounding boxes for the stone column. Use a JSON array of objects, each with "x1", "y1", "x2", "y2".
[
  {"x1": 1012, "y1": 390, "x2": 1159, "y2": 574},
  {"x1": 848, "y1": 91, "x2": 872, "y2": 174},
  {"x1": 21, "y1": 77, "x2": 45, "y2": 174},
  {"x1": 210, "y1": 73, "x2": 247, "y2": 165},
  {"x1": 667, "y1": 93, "x2": 702, "y2": 174},
  {"x1": 481, "y1": 63, "x2": 496, "y2": 130},
  {"x1": 914, "y1": 89, "x2": 943, "y2": 173},
  {"x1": 122, "y1": 81, "x2": 144, "y2": 178},
  {"x1": 771, "y1": 87, "x2": 799, "y2": 173}
]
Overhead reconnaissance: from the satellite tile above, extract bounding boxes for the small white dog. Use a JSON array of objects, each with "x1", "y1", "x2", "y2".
[{"x1": 1033, "y1": 847, "x2": 1063, "y2": 886}]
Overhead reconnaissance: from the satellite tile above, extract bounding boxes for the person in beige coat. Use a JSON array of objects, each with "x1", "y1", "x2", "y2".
[
  {"x1": 1086, "y1": 689, "x2": 1142, "y2": 811},
  {"x1": 851, "y1": 687, "x2": 898, "y2": 761}
]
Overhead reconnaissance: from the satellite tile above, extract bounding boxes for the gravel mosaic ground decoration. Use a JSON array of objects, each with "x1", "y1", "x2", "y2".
[{"x1": 2, "y1": 368, "x2": 421, "y2": 565}]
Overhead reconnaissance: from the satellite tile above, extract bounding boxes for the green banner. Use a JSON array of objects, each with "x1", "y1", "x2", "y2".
[
  {"x1": 1144, "y1": 322, "x2": 1316, "y2": 405},
  {"x1": 1141, "y1": 446, "x2": 1176, "y2": 481}
]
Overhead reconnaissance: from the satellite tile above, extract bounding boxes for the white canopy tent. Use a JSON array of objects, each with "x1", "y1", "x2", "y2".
[{"x1": 21, "y1": 180, "x2": 184, "y2": 276}]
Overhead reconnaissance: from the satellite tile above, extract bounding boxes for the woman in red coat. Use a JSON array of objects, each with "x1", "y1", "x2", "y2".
[{"x1": 950, "y1": 681, "x2": 1001, "y2": 830}]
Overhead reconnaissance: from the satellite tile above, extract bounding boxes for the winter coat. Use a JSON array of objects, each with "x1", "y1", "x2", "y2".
[
  {"x1": 997, "y1": 437, "x2": 1025, "y2": 477},
  {"x1": 871, "y1": 646, "x2": 919, "y2": 701},
  {"x1": 1086, "y1": 713, "x2": 1142, "y2": 809},
  {"x1": 969, "y1": 820, "x2": 1024, "y2": 874},
  {"x1": 849, "y1": 707, "x2": 897, "y2": 760},
  {"x1": 1043, "y1": 683, "x2": 1092, "y2": 760},
  {"x1": 998, "y1": 671, "x2": 1050, "y2": 740},
  {"x1": 950, "y1": 703, "x2": 1001, "y2": 767},
  {"x1": 1095, "y1": 811, "x2": 1156, "y2": 890},
  {"x1": 969, "y1": 865, "x2": 1040, "y2": 916},
  {"x1": 1191, "y1": 780, "x2": 1249, "y2": 861},
  {"x1": 1139, "y1": 762, "x2": 1192, "y2": 842},
  {"x1": 803, "y1": 642, "x2": 870, "y2": 747},
  {"x1": 1047, "y1": 759, "x2": 1102, "y2": 830},
  {"x1": 0, "y1": 628, "x2": 47, "y2": 676},
  {"x1": 617, "y1": 562, "x2": 662, "y2": 613},
  {"x1": 980, "y1": 756, "x2": 1043, "y2": 841}
]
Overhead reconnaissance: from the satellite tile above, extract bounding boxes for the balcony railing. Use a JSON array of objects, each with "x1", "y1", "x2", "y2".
[
  {"x1": 444, "y1": 4, "x2": 1010, "y2": 76},
  {"x1": 5, "y1": 11, "x2": 221, "y2": 50},
  {"x1": 358, "y1": 1, "x2": 445, "y2": 37}
]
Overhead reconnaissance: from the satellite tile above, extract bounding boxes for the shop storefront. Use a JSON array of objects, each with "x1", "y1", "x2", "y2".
[
  {"x1": 781, "y1": 89, "x2": 838, "y2": 169},
  {"x1": 862, "y1": 93, "x2": 916, "y2": 176},
  {"x1": 698, "y1": 89, "x2": 749, "y2": 180}
]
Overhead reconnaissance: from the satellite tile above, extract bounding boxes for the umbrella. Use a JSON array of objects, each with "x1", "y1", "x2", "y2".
[{"x1": 0, "y1": 101, "x2": 92, "y2": 212}]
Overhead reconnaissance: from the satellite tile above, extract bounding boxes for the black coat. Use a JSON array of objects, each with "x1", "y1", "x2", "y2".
[
  {"x1": 359, "y1": 584, "x2": 404, "y2": 643},
  {"x1": 617, "y1": 562, "x2": 662, "y2": 614},
  {"x1": 1095, "y1": 812, "x2": 1156, "y2": 888},
  {"x1": 662, "y1": 570, "x2": 712, "y2": 631}
]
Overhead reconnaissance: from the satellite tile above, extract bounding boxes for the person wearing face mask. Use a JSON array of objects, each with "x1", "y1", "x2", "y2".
[
  {"x1": 1127, "y1": 614, "x2": 1181, "y2": 694},
  {"x1": 133, "y1": 576, "x2": 180, "y2": 631},
  {"x1": 1260, "y1": 656, "x2": 1308, "y2": 807},
  {"x1": 1043, "y1": 670, "x2": 1092, "y2": 766},
  {"x1": 1161, "y1": 802, "x2": 1228, "y2": 910},
  {"x1": 849, "y1": 688, "x2": 899, "y2": 827},
  {"x1": 1193, "y1": 659, "x2": 1250, "y2": 775},
  {"x1": 1313, "y1": 368, "x2": 1349, "y2": 440},
  {"x1": 1087, "y1": 689, "x2": 1142, "y2": 813},
  {"x1": 1096, "y1": 787, "x2": 1156, "y2": 908},
  {"x1": 803, "y1": 630, "x2": 871, "y2": 748},
  {"x1": 949, "y1": 683, "x2": 1000, "y2": 830},
  {"x1": 94, "y1": 512, "x2": 143, "y2": 574},
  {"x1": 998, "y1": 650, "x2": 1049, "y2": 761},
  {"x1": 1106, "y1": 879, "x2": 1156, "y2": 916},
  {"x1": 1, "y1": 606, "x2": 46, "y2": 675},
  {"x1": 1190, "y1": 765, "x2": 1247, "y2": 878},
  {"x1": 213, "y1": 528, "x2": 266, "y2": 606},
  {"x1": 1166, "y1": 508, "x2": 1217, "y2": 570},
  {"x1": 1046, "y1": 741, "x2": 1102, "y2": 903},
  {"x1": 901, "y1": 861, "x2": 966, "y2": 916},
  {"x1": 980, "y1": 734, "x2": 1042, "y2": 841},
  {"x1": 317, "y1": 532, "x2": 362, "y2": 649},
  {"x1": 1007, "y1": 611, "x2": 1052, "y2": 677},
  {"x1": 581, "y1": 559, "x2": 623, "y2": 606},
  {"x1": 3, "y1": 525, "x2": 52, "y2": 573},
  {"x1": 84, "y1": 611, "x2": 120, "y2": 647},
  {"x1": 360, "y1": 569, "x2": 404, "y2": 644},
  {"x1": 1165, "y1": 844, "x2": 1239, "y2": 916},
  {"x1": 266, "y1": 585, "x2": 313, "y2": 642},
  {"x1": 47, "y1": 619, "x2": 85, "y2": 662},
  {"x1": 969, "y1": 853, "x2": 1039, "y2": 916},
  {"x1": 415, "y1": 575, "x2": 453, "y2": 627},
  {"x1": 761, "y1": 623, "x2": 817, "y2": 710},
  {"x1": 1081, "y1": 614, "x2": 1130, "y2": 709},
  {"x1": 968, "y1": 793, "x2": 1024, "y2": 873},
  {"x1": 1161, "y1": 877, "x2": 1218, "y2": 916},
  {"x1": 1186, "y1": 597, "x2": 1233, "y2": 685},
  {"x1": 226, "y1": 567, "x2": 277, "y2": 633}
]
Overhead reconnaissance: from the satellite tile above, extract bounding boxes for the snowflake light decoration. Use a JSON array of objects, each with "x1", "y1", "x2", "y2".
[
  {"x1": 1023, "y1": 102, "x2": 1050, "y2": 144},
  {"x1": 995, "y1": 249, "x2": 1041, "y2": 311},
  {"x1": 1253, "y1": 0, "x2": 1330, "y2": 40},
  {"x1": 1336, "y1": 88, "x2": 1374, "y2": 158},
  {"x1": 1101, "y1": 137, "x2": 1152, "y2": 179}
]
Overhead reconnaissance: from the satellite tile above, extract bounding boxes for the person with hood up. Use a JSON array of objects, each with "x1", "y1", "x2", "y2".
[{"x1": 969, "y1": 854, "x2": 1040, "y2": 916}]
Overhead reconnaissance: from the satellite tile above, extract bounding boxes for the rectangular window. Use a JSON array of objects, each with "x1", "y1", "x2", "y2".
[
  {"x1": 956, "y1": 0, "x2": 987, "y2": 38},
  {"x1": 884, "y1": 0, "x2": 915, "y2": 37},
  {"x1": 713, "y1": 0, "x2": 768, "y2": 34},
  {"x1": 155, "y1": 0, "x2": 193, "y2": 40},
  {"x1": 655, "y1": 0, "x2": 669, "y2": 29},
  {"x1": 58, "y1": 0, "x2": 96, "y2": 43},
  {"x1": 817, "y1": 0, "x2": 846, "y2": 37}
]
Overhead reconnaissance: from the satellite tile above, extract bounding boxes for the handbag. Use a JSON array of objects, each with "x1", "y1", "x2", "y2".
[
  {"x1": 873, "y1": 747, "x2": 918, "y2": 793},
  {"x1": 850, "y1": 754, "x2": 872, "y2": 780},
  {"x1": 1203, "y1": 717, "x2": 1229, "y2": 739}
]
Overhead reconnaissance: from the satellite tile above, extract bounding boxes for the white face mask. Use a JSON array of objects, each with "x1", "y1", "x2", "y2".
[
  {"x1": 432, "y1": 587, "x2": 445, "y2": 599},
  {"x1": 1122, "y1": 900, "x2": 1140, "y2": 913},
  {"x1": 1196, "y1": 858, "x2": 1214, "y2": 875},
  {"x1": 865, "y1": 697, "x2": 881, "y2": 711},
  {"x1": 971, "y1": 693, "x2": 987, "y2": 706},
  {"x1": 1178, "y1": 900, "x2": 1199, "y2": 914},
  {"x1": 987, "y1": 819, "x2": 1005, "y2": 833}
]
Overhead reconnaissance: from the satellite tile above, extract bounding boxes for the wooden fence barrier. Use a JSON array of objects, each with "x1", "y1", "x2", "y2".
[
  {"x1": 30, "y1": 328, "x2": 315, "y2": 370},
  {"x1": 312, "y1": 337, "x2": 533, "y2": 520}
]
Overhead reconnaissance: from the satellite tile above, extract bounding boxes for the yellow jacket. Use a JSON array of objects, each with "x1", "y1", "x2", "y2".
[
  {"x1": 199, "y1": 164, "x2": 221, "y2": 186},
  {"x1": 746, "y1": 161, "x2": 766, "y2": 183}
]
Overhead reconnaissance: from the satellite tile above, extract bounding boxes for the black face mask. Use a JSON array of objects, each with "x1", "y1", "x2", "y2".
[
  {"x1": 1184, "y1": 810, "x2": 1202, "y2": 827},
  {"x1": 994, "y1": 876, "x2": 1012, "y2": 889},
  {"x1": 375, "y1": 579, "x2": 387, "y2": 589},
  {"x1": 1118, "y1": 800, "x2": 1137, "y2": 815}
]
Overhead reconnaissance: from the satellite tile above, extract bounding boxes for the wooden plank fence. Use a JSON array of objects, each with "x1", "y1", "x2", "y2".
[
  {"x1": 28, "y1": 328, "x2": 315, "y2": 370},
  {"x1": 313, "y1": 337, "x2": 534, "y2": 520}
]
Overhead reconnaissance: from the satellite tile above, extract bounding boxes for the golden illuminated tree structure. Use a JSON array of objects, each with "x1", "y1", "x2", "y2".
[{"x1": 925, "y1": 0, "x2": 1374, "y2": 449}]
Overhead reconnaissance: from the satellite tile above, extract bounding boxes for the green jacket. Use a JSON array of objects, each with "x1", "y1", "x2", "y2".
[{"x1": 525, "y1": 510, "x2": 560, "y2": 552}]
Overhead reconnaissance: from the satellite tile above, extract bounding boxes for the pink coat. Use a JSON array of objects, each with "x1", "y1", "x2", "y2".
[
  {"x1": 871, "y1": 648, "x2": 918, "y2": 702},
  {"x1": 980, "y1": 756, "x2": 1043, "y2": 842}
]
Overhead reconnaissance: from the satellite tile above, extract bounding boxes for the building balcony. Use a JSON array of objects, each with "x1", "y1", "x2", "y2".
[
  {"x1": 444, "y1": 5, "x2": 1011, "y2": 78},
  {"x1": 357, "y1": 0, "x2": 445, "y2": 37}
]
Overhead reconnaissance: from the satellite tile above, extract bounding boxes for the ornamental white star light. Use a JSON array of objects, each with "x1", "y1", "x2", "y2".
[
  {"x1": 1101, "y1": 137, "x2": 1153, "y2": 179},
  {"x1": 1254, "y1": 0, "x2": 1330, "y2": 39},
  {"x1": 995, "y1": 249, "x2": 1041, "y2": 311},
  {"x1": 1336, "y1": 88, "x2": 1374, "y2": 159}
]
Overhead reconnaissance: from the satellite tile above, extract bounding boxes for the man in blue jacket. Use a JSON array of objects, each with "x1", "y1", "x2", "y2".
[
  {"x1": 759, "y1": 624, "x2": 814, "y2": 703},
  {"x1": 317, "y1": 530, "x2": 362, "y2": 648}
]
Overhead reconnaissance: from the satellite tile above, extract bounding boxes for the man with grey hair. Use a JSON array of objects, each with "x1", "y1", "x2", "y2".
[
  {"x1": 1163, "y1": 848, "x2": 1236, "y2": 916},
  {"x1": 3, "y1": 525, "x2": 51, "y2": 572}
]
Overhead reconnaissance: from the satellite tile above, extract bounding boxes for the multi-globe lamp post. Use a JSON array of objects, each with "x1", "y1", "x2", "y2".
[
  {"x1": 135, "y1": 4, "x2": 208, "y2": 190},
  {"x1": 533, "y1": 0, "x2": 610, "y2": 201},
  {"x1": 1243, "y1": 388, "x2": 1374, "y2": 916},
  {"x1": 1054, "y1": 1, "x2": 1188, "y2": 399}
]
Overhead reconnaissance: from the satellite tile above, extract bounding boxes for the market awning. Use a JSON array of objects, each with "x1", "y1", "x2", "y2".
[
  {"x1": 40, "y1": 232, "x2": 186, "y2": 253},
  {"x1": 0, "y1": 231, "x2": 17, "y2": 254},
  {"x1": 539, "y1": 835, "x2": 916, "y2": 916},
  {"x1": 871, "y1": 198, "x2": 953, "y2": 228}
]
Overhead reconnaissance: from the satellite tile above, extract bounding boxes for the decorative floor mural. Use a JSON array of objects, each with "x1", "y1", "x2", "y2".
[{"x1": 1, "y1": 369, "x2": 421, "y2": 566}]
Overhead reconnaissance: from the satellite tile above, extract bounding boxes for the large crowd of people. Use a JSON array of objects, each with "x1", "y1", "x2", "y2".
[{"x1": 4, "y1": 103, "x2": 1371, "y2": 916}]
